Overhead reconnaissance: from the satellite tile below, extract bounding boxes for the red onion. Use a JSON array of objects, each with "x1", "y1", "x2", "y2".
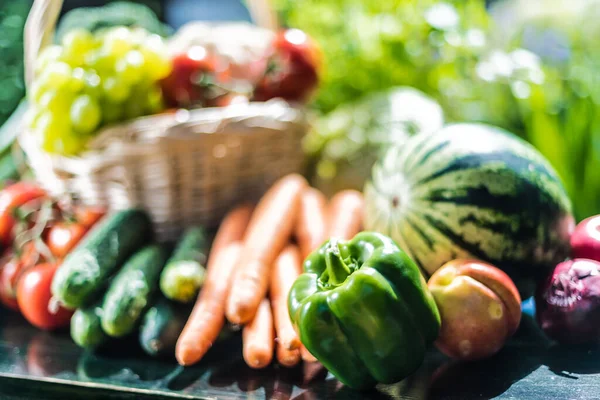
[{"x1": 535, "y1": 259, "x2": 600, "y2": 345}]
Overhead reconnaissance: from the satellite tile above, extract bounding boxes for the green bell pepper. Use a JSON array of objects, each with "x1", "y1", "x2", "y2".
[{"x1": 288, "y1": 231, "x2": 441, "y2": 390}]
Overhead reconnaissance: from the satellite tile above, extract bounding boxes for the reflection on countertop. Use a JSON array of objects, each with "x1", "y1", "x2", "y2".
[{"x1": 1, "y1": 308, "x2": 600, "y2": 400}]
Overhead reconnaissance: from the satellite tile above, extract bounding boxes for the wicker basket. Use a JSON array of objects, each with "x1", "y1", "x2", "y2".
[{"x1": 20, "y1": 0, "x2": 309, "y2": 241}]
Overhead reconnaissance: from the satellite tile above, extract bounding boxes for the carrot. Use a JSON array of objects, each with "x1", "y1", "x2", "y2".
[
  {"x1": 270, "y1": 244, "x2": 302, "y2": 351},
  {"x1": 277, "y1": 344, "x2": 301, "y2": 367},
  {"x1": 242, "y1": 298, "x2": 274, "y2": 369},
  {"x1": 327, "y1": 190, "x2": 365, "y2": 240},
  {"x1": 206, "y1": 204, "x2": 253, "y2": 270},
  {"x1": 226, "y1": 174, "x2": 307, "y2": 325},
  {"x1": 295, "y1": 188, "x2": 328, "y2": 259},
  {"x1": 175, "y1": 243, "x2": 242, "y2": 366},
  {"x1": 300, "y1": 345, "x2": 318, "y2": 363}
]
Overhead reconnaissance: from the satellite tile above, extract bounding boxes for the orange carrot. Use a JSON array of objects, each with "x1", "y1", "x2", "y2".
[
  {"x1": 300, "y1": 345, "x2": 318, "y2": 363},
  {"x1": 270, "y1": 244, "x2": 302, "y2": 351},
  {"x1": 226, "y1": 174, "x2": 307, "y2": 325},
  {"x1": 176, "y1": 243, "x2": 242, "y2": 366},
  {"x1": 206, "y1": 204, "x2": 253, "y2": 270},
  {"x1": 295, "y1": 188, "x2": 328, "y2": 259},
  {"x1": 277, "y1": 344, "x2": 301, "y2": 367},
  {"x1": 243, "y1": 298, "x2": 274, "y2": 369},
  {"x1": 327, "y1": 190, "x2": 365, "y2": 240}
]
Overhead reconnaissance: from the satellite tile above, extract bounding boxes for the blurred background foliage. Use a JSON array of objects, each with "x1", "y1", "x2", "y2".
[
  {"x1": 1, "y1": 0, "x2": 599, "y2": 219},
  {"x1": 274, "y1": 0, "x2": 600, "y2": 220},
  {"x1": 0, "y1": 1, "x2": 32, "y2": 129}
]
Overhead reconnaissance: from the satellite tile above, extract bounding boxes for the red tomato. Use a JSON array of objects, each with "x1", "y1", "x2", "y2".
[
  {"x1": 253, "y1": 29, "x2": 321, "y2": 103},
  {"x1": 16, "y1": 263, "x2": 73, "y2": 330},
  {"x1": 47, "y1": 222, "x2": 88, "y2": 258},
  {"x1": 0, "y1": 243, "x2": 41, "y2": 311},
  {"x1": 74, "y1": 205, "x2": 106, "y2": 228},
  {"x1": 0, "y1": 182, "x2": 46, "y2": 247},
  {"x1": 161, "y1": 46, "x2": 232, "y2": 108},
  {"x1": 0, "y1": 256, "x2": 19, "y2": 311},
  {"x1": 0, "y1": 255, "x2": 20, "y2": 310}
]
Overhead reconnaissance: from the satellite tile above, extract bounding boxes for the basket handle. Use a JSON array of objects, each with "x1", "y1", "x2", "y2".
[
  {"x1": 24, "y1": 0, "x2": 63, "y2": 90},
  {"x1": 246, "y1": 0, "x2": 280, "y2": 32}
]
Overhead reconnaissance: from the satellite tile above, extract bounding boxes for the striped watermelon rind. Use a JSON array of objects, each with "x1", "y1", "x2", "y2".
[{"x1": 364, "y1": 123, "x2": 574, "y2": 296}]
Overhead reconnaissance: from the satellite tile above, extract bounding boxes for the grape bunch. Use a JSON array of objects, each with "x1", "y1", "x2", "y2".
[{"x1": 27, "y1": 27, "x2": 172, "y2": 156}]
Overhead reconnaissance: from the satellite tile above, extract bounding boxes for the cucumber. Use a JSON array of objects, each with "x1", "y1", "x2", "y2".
[
  {"x1": 139, "y1": 296, "x2": 191, "y2": 357},
  {"x1": 71, "y1": 298, "x2": 108, "y2": 349},
  {"x1": 51, "y1": 209, "x2": 153, "y2": 309},
  {"x1": 159, "y1": 227, "x2": 208, "y2": 303},
  {"x1": 101, "y1": 244, "x2": 169, "y2": 338}
]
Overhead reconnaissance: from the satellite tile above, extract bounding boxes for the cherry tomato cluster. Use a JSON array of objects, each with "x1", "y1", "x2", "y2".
[
  {"x1": 0, "y1": 182, "x2": 105, "y2": 331},
  {"x1": 160, "y1": 29, "x2": 321, "y2": 109}
]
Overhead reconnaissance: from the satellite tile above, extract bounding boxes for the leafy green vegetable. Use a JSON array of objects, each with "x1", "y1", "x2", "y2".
[
  {"x1": 273, "y1": 0, "x2": 492, "y2": 115},
  {"x1": 0, "y1": 1, "x2": 31, "y2": 129},
  {"x1": 55, "y1": 1, "x2": 172, "y2": 42}
]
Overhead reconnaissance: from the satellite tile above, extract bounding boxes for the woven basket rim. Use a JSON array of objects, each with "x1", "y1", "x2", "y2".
[{"x1": 19, "y1": 100, "x2": 309, "y2": 175}]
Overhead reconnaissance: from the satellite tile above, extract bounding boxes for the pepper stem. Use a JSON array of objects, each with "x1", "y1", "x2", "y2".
[{"x1": 324, "y1": 239, "x2": 352, "y2": 286}]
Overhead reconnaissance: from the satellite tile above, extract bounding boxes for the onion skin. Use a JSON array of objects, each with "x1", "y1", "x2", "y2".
[{"x1": 535, "y1": 259, "x2": 600, "y2": 345}]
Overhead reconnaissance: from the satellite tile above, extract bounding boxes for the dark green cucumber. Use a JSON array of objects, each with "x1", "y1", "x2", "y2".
[
  {"x1": 159, "y1": 227, "x2": 208, "y2": 303},
  {"x1": 101, "y1": 244, "x2": 169, "y2": 338},
  {"x1": 139, "y1": 296, "x2": 191, "y2": 357},
  {"x1": 51, "y1": 209, "x2": 153, "y2": 309},
  {"x1": 71, "y1": 298, "x2": 107, "y2": 349}
]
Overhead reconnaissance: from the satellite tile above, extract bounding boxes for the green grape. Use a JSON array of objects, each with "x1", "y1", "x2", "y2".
[
  {"x1": 85, "y1": 50, "x2": 116, "y2": 75},
  {"x1": 142, "y1": 34, "x2": 166, "y2": 53},
  {"x1": 37, "y1": 111, "x2": 87, "y2": 156},
  {"x1": 39, "y1": 90, "x2": 74, "y2": 115},
  {"x1": 36, "y1": 111, "x2": 70, "y2": 152},
  {"x1": 140, "y1": 36, "x2": 171, "y2": 80},
  {"x1": 141, "y1": 48, "x2": 172, "y2": 81},
  {"x1": 61, "y1": 52, "x2": 85, "y2": 68},
  {"x1": 35, "y1": 45, "x2": 63, "y2": 75},
  {"x1": 67, "y1": 68, "x2": 87, "y2": 93},
  {"x1": 128, "y1": 27, "x2": 150, "y2": 47},
  {"x1": 145, "y1": 85, "x2": 165, "y2": 114},
  {"x1": 60, "y1": 133, "x2": 87, "y2": 156},
  {"x1": 102, "y1": 100, "x2": 124, "y2": 124},
  {"x1": 70, "y1": 94, "x2": 101, "y2": 134},
  {"x1": 45, "y1": 130, "x2": 86, "y2": 156},
  {"x1": 83, "y1": 72, "x2": 103, "y2": 98},
  {"x1": 116, "y1": 50, "x2": 145, "y2": 84},
  {"x1": 38, "y1": 62, "x2": 72, "y2": 89},
  {"x1": 125, "y1": 83, "x2": 149, "y2": 119},
  {"x1": 103, "y1": 27, "x2": 134, "y2": 58},
  {"x1": 130, "y1": 81, "x2": 149, "y2": 97},
  {"x1": 124, "y1": 99, "x2": 145, "y2": 120},
  {"x1": 103, "y1": 76, "x2": 130, "y2": 102},
  {"x1": 62, "y1": 28, "x2": 96, "y2": 57}
]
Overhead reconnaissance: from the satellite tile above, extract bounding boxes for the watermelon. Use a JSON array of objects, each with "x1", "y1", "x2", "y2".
[{"x1": 364, "y1": 123, "x2": 575, "y2": 296}]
